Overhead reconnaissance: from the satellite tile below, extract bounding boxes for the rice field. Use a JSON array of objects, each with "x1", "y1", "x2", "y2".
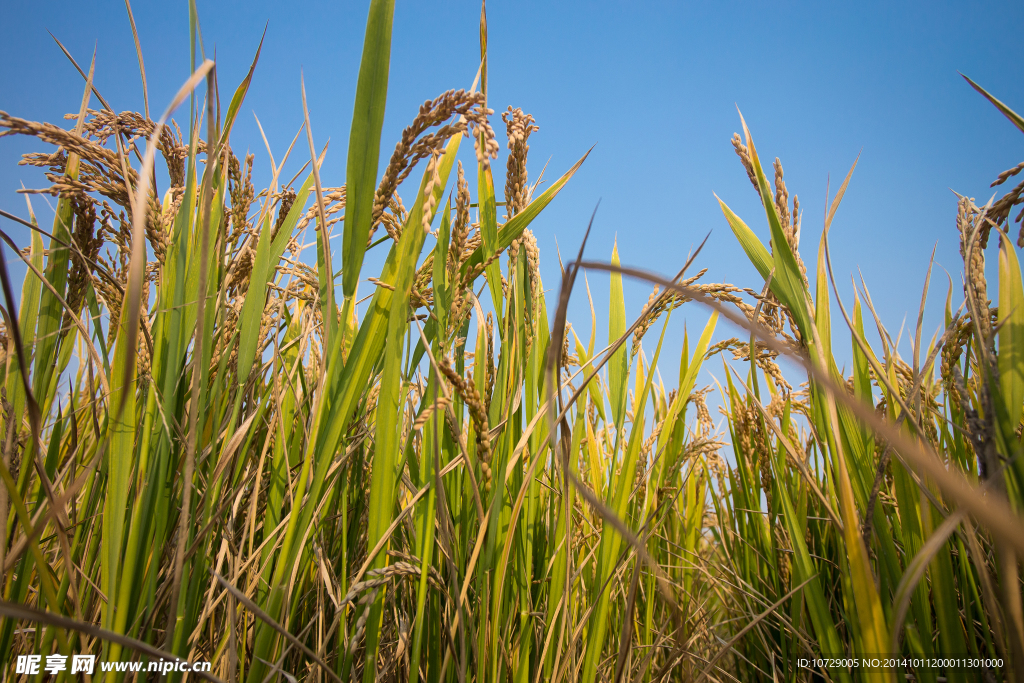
[{"x1": 1, "y1": 1, "x2": 1024, "y2": 682}]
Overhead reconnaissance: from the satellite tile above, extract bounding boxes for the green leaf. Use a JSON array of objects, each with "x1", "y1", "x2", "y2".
[
  {"x1": 248, "y1": 132, "x2": 461, "y2": 683},
  {"x1": 31, "y1": 170, "x2": 78, "y2": 408},
  {"x1": 479, "y1": 160, "x2": 503, "y2": 320},
  {"x1": 315, "y1": 197, "x2": 338, "y2": 347},
  {"x1": 582, "y1": 315, "x2": 669, "y2": 683},
  {"x1": 460, "y1": 148, "x2": 591, "y2": 276},
  {"x1": 998, "y1": 230, "x2": 1024, "y2": 428},
  {"x1": 679, "y1": 311, "x2": 717, "y2": 400},
  {"x1": 851, "y1": 293, "x2": 873, "y2": 403},
  {"x1": 233, "y1": 171, "x2": 315, "y2": 388},
  {"x1": 5, "y1": 222, "x2": 43, "y2": 431},
  {"x1": 362, "y1": 216, "x2": 417, "y2": 679},
  {"x1": 433, "y1": 196, "x2": 452, "y2": 334},
  {"x1": 341, "y1": 0, "x2": 395, "y2": 299},
  {"x1": 716, "y1": 195, "x2": 774, "y2": 281},
  {"x1": 652, "y1": 312, "x2": 717, "y2": 488},
  {"x1": 216, "y1": 29, "x2": 265, "y2": 150},
  {"x1": 103, "y1": 291, "x2": 139, "y2": 633},
  {"x1": 772, "y1": 456, "x2": 851, "y2": 683},
  {"x1": 815, "y1": 228, "x2": 832, "y2": 354},
  {"x1": 608, "y1": 239, "x2": 628, "y2": 427}
]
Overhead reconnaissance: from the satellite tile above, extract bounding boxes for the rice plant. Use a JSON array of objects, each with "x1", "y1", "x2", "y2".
[{"x1": 1, "y1": 1, "x2": 1023, "y2": 682}]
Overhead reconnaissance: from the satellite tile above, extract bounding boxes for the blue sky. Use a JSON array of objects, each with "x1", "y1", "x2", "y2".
[{"x1": 2, "y1": 0, "x2": 1023, "y2": 393}]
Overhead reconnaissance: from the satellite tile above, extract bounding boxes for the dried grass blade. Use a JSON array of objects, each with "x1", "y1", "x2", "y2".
[{"x1": 961, "y1": 73, "x2": 1024, "y2": 135}]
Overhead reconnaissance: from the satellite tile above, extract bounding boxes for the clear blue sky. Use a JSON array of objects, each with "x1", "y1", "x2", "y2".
[{"x1": 2, "y1": 0, "x2": 1023, "y2": 389}]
